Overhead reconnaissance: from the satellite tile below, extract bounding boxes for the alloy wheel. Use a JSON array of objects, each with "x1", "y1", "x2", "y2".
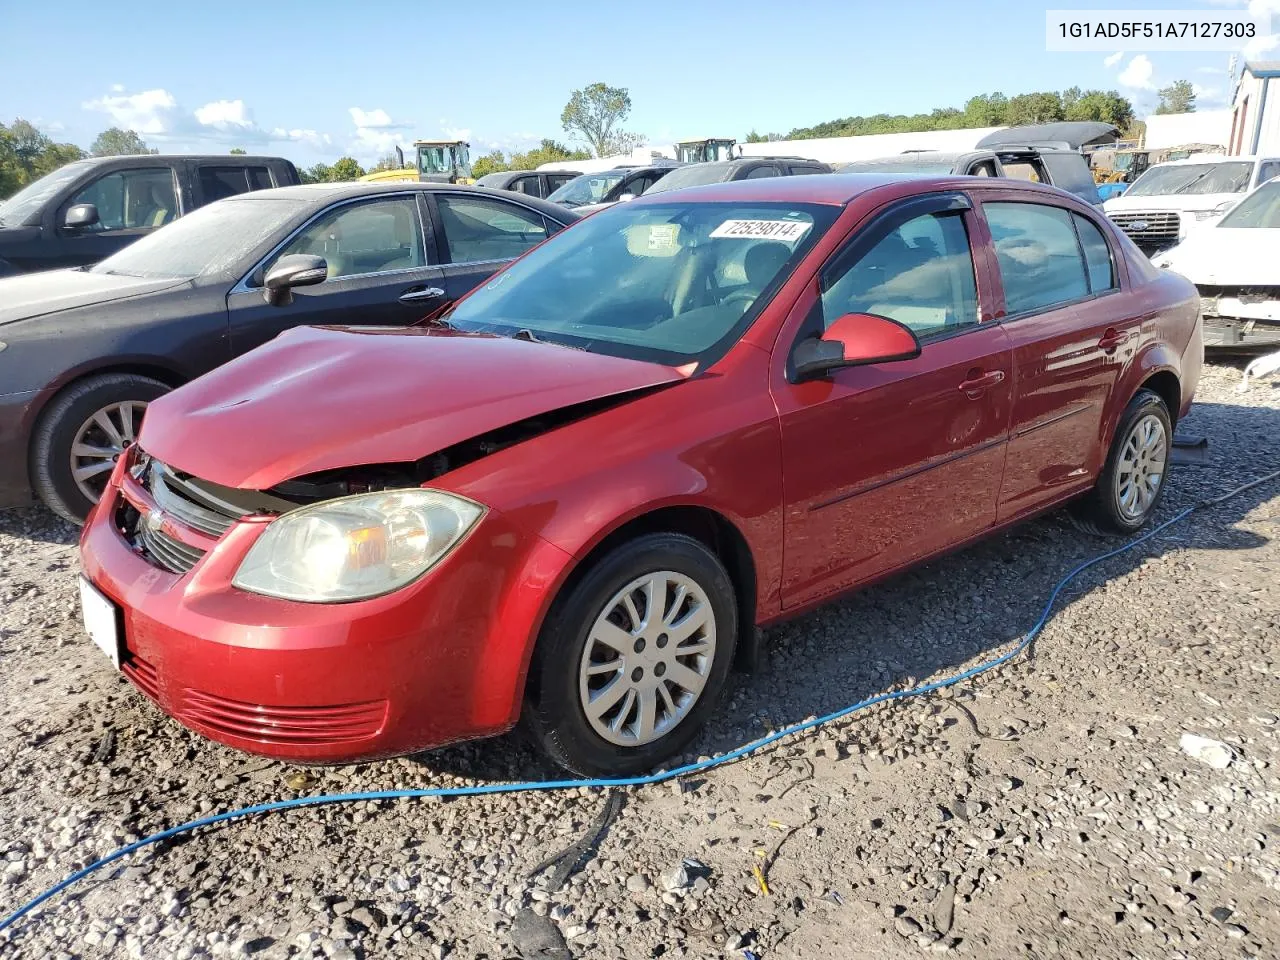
[
  {"x1": 69, "y1": 401, "x2": 148, "y2": 503},
  {"x1": 1114, "y1": 412, "x2": 1168, "y2": 521},
  {"x1": 578, "y1": 570, "x2": 717, "y2": 747}
]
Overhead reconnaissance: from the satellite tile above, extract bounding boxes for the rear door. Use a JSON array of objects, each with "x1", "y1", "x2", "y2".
[
  {"x1": 774, "y1": 192, "x2": 1013, "y2": 608},
  {"x1": 226, "y1": 192, "x2": 446, "y2": 355},
  {"x1": 974, "y1": 191, "x2": 1137, "y2": 521},
  {"x1": 50, "y1": 164, "x2": 181, "y2": 267},
  {"x1": 425, "y1": 191, "x2": 556, "y2": 302}
]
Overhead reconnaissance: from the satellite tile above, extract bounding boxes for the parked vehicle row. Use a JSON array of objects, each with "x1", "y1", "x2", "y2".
[
  {"x1": 0, "y1": 183, "x2": 578, "y2": 522},
  {"x1": 0, "y1": 154, "x2": 301, "y2": 276},
  {"x1": 65, "y1": 173, "x2": 1199, "y2": 776}
]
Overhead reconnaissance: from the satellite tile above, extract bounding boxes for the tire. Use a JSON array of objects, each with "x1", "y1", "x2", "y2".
[
  {"x1": 30, "y1": 373, "x2": 170, "y2": 525},
  {"x1": 1070, "y1": 388, "x2": 1172, "y2": 536},
  {"x1": 525, "y1": 533, "x2": 738, "y2": 778}
]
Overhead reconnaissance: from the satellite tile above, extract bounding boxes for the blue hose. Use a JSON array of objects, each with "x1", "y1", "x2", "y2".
[{"x1": 3, "y1": 469, "x2": 1276, "y2": 940}]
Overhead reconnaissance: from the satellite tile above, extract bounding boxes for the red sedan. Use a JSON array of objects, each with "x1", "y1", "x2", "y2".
[{"x1": 78, "y1": 174, "x2": 1202, "y2": 776}]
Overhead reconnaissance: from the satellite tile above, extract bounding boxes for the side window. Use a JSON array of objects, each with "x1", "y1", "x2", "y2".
[
  {"x1": 1000, "y1": 159, "x2": 1046, "y2": 183},
  {"x1": 1073, "y1": 214, "x2": 1117, "y2": 294},
  {"x1": 548, "y1": 174, "x2": 576, "y2": 191},
  {"x1": 66, "y1": 168, "x2": 178, "y2": 232},
  {"x1": 1258, "y1": 160, "x2": 1280, "y2": 184},
  {"x1": 510, "y1": 176, "x2": 538, "y2": 195},
  {"x1": 622, "y1": 175, "x2": 653, "y2": 197},
  {"x1": 435, "y1": 195, "x2": 548, "y2": 263},
  {"x1": 272, "y1": 197, "x2": 425, "y2": 280},
  {"x1": 985, "y1": 202, "x2": 1089, "y2": 315},
  {"x1": 247, "y1": 167, "x2": 274, "y2": 191},
  {"x1": 970, "y1": 161, "x2": 997, "y2": 177},
  {"x1": 199, "y1": 166, "x2": 255, "y2": 202},
  {"x1": 744, "y1": 165, "x2": 779, "y2": 179},
  {"x1": 820, "y1": 210, "x2": 979, "y2": 339}
]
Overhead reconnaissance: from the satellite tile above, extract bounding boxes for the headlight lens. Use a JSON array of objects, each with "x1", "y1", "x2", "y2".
[{"x1": 232, "y1": 489, "x2": 484, "y2": 603}]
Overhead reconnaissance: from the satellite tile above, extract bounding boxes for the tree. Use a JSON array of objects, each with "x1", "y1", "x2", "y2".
[
  {"x1": 471, "y1": 150, "x2": 508, "y2": 179},
  {"x1": 509, "y1": 139, "x2": 590, "y2": 170},
  {"x1": 329, "y1": 157, "x2": 365, "y2": 181},
  {"x1": 300, "y1": 162, "x2": 332, "y2": 184},
  {"x1": 229, "y1": 147, "x2": 246, "y2": 155},
  {"x1": 0, "y1": 118, "x2": 88, "y2": 199},
  {"x1": 1007, "y1": 92, "x2": 1065, "y2": 125},
  {"x1": 1155, "y1": 80, "x2": 1196, "y2": 115},
  {"x1": 745, "y1": 130, "x2": 784, "y2": 142},
  {"x1": 561, "y1": 82, "x2": 640, "y2": 158},
  {"x1": 90, "y1": 127, "x2": 155, "y2": 156},
  {"x1": 1066, "y1": 90, "x2": 1134, "y2": 129},
  {"x1": 370, "y1": 153, "x2": 401, "y2": 172}
]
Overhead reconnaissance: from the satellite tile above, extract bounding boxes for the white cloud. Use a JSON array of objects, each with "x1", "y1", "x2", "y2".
[
  {"x1": 347, "y1": 106, "x2": 413, "y2": 162},
  {"x1": 83, "y1": 86, "x2": 330, "y2": 151},
  {"x1": 193, "y1": 99, "x2": 255, "y2": 130},
  {"x1": 82, "y1": 88, "x2": 179, "y2": 135},
  {"x1": 1200, "y1": 0, "x2": 1280, "y2": 58},
  {"x1": 1118, "y1": 54, "x2": 1156, "y2": 90},
  {"x1": 1104, "y1": 50, "x2": 1124, "y2": 68},
  {"x1": 110, "y1": 83, "x2": 124, "y2": 93}
]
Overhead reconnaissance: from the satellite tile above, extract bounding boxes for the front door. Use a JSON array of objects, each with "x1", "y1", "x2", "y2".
[
  {"x1": 227, "y1": 193, "x2": 446, "y2": 356},
  {"x1": 975, "y1": 195, "x2": 1138, "y2": 521},
  {"x1": 50, "y1": 165, "x2": 181, "y2": 268},
  {"x1": 775, "y1": 194, "x2": 1013, "y2": 609}
]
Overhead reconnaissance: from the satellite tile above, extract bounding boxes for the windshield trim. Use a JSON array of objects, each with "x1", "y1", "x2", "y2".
[{"x1": 442, "y1": 199, "x2": 843, "y2": 371}]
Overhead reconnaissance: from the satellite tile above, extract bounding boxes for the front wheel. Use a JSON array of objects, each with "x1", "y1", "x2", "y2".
[
  {"x1": 1072, "y1": 388, "x2": 1172, "y2": 535},
  {"x1": 525, "y1": 533, "x2": 738, "y2": 777},
  {"x1": 30, "y1": 373, "x2": 170, "y2": 524}
]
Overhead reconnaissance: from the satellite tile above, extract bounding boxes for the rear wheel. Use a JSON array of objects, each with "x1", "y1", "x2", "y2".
[
  {"x1": 1071, "y1": 388, "x2": 1171, "y2": 535},
  {"x1": 30, "y1": 373, "x2": 170, "y2": 524},
  {"x1": 525, "y1": 533, "x2": 737, "y2": 777}
]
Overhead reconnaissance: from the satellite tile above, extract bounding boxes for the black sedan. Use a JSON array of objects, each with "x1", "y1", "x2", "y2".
[{"x1": 0, "y1": 182, "x2": 578, "y2": 522}]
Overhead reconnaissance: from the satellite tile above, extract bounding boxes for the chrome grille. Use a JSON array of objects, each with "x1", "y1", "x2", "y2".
[
  {"x1": 119, "y1": 456, "x2": 251, "y2": 575},
  {"x1": 1107, "y1": 211, "x2": 1181, "y2": 251}
]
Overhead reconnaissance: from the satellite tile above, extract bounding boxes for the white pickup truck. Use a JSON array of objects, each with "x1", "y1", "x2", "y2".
[{"x1": 1103, "y1": 154, "x2": 1280, "y2": 255}]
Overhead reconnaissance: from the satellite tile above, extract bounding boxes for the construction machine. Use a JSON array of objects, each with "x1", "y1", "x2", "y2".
[
  {"x1": 674, "y1": 138, "x2": 739, "y2": 164},
  {"x1": 359, "y1": 141, "x2": 475, "y2": 184}
]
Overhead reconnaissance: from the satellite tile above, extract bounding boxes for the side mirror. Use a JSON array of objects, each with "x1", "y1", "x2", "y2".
[
  {"x1": 263, "y1": 254, "x2": 328, "y2": 306},
  {"x1": 63, "y1": 203, "x2": 99, "y2": 229},
  {"x1": 792, "y1": 312, "x2": 921, "y2": 382}
]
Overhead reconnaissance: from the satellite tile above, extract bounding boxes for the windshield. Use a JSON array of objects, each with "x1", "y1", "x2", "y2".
[
  {"x1": 1218, "y1": 179, "x2": 1280, "y2": 228},
  {"x1": 445, "y1": 200, "x2": 839, "y2": 365},
  {"x1": 0, "y1": 161, "x2": 94, "y2": 226},
  {"x1": 644, "y1": 164, "x2": 735, "y2": 196},
  {"x1": 1125, "y1": 161, "x2": 1254, "y2": 197},
  {"x1": 90, "y1": 197, "x2": 303, "y2": 279},
  {"x1": 547, "y1": 171, "x2": 627, "y2": 207}
]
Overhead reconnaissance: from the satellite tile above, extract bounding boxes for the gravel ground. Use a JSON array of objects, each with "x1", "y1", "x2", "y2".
[{"x1": 1, "y1": 362, "x2": 1278, "y2": 960}]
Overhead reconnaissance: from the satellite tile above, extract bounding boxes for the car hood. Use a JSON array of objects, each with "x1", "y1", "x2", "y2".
[
  {"x1": 139, "y1": 324, "x2": 690, "y2": 490},
  {"x1": 1151, "y1": 228, "x2": 1280, "y2": 285},
  {"x1": 1103, "y1": 192, "x2": 1241, "y2": 214},
  {"x1": 0, "y1": 268, "x2": 189, "y2": 326}
]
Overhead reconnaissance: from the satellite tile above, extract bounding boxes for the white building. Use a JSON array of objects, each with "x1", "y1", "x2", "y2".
[
  {"x1": 1142, "y1": 109, "x2": 1232, "y2": 150},
  {"x1": 1228, "y1": 61, "x2": 1280, "y2": 156}
]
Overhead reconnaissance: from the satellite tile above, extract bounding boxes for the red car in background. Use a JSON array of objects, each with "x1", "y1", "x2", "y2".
[{"x1": 78, "y1": 174, "x2": 1202, "y2": 776}]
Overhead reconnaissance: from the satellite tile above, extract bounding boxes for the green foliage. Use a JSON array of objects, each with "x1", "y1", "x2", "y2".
[
  {"x1": 229, "y1": 147, "x2": 247, "y2": 155},
  {"x1": 90, "y1": 127, "x2": 156, "y2": 157},
  {"x1": 471, "y1": 150, "x2": 508, "y2": 179},
  {"x1": 0, "y1": 118, "x2": 88, "y2": 200},
  {"x1": 745, "y1": 130, "x2": 785, "y2": 143},
  {"x1": 370, "y1": 153, "x2": 401, "y2": 172},
  {"x1": 301, "y1": 158, "x2": 366, "y2": 183},
  {"x1": 1155, "y1": 80, "x2": 1196, "y2": 115},
  {"x1": 783, "y1": 88, "x2": 1135, "y2": 140},
  {"x1": 561, "y1": 82, "x2": 642, "y2": 157},
  {"x1": 472, "y1": 140, "x2": 590, "y2": 179}
]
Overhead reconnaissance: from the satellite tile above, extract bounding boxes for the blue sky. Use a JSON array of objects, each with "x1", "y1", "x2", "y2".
[{"x1": 0, "y1": 0, "x2": 1275, "y2": 168}]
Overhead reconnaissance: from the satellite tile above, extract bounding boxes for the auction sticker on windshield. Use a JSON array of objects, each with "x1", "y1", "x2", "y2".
[{"x1": 710, "y1": 219, "x2": 812, "y2": 242}]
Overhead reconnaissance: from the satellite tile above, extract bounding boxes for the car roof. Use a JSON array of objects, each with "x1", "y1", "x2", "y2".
[
  {"x1": 1154, "y1": 154, "x2": 1263, "y2": 165},
  {"x1": 477, "y1": 169, "x2": 580, "y2": 185},
  {"x1": 224, "y1": 181, "x2": 579, "y2": 221},
  {"x1": 843, "y1": 151, "x2": 975, "y2": 166},
  {"x1": 628, "y1": 172, "x2": 1084, "y2": 206}
]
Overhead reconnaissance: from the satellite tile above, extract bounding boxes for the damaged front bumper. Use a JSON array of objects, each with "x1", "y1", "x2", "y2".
[
  {"x1": 1198, "y1": 286, "x2": 1280, "y2": 349},
  {"x1": 78, "y1": 451, "x2": 575, "y2": 763}
]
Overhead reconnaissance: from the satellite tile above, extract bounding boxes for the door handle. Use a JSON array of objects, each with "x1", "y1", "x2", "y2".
[
  {"x1": 958, "y1": 369, "x2": 1006, "y2": 396},
  {"x1": 1098, "y1": 328, "x2": 1130, "y2": 352},
  {"x1": 399, "y1": 286, "x2": 446, "y2": 303}
]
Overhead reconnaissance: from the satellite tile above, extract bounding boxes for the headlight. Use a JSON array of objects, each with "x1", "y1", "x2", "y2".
[{"x1": 232, "y1": 489, "x2": 484, "y2": 603}]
